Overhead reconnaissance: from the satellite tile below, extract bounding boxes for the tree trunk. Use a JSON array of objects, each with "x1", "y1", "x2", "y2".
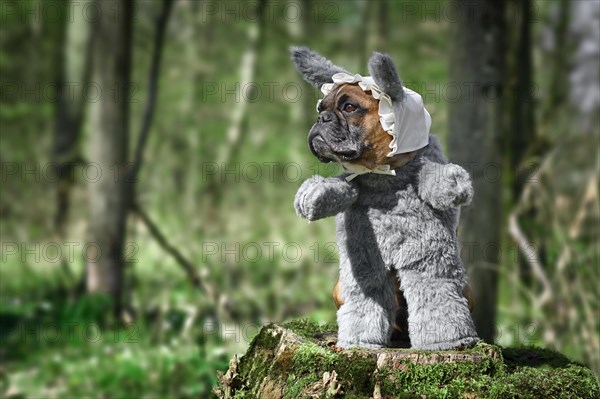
[
  {"x1": 568, "y1": 0, "x2": 600, "y2": 134},
  {"x1": 53, "y1": 0, "x2": 94, "y2": 236},
  {"x1": 509, "y1": 0, "x2": 534, "y2": 196},
  {"x1": 545, "y1": 0, "x2": 570, "y2": 120},
  {"x1": 86, "y1": 0, "x2": 133, "y2": 315},
  {"x1": 505, "y1": 0, "x2": 536, "y2": 305},
  {"x1": 448, "y1": 0, "x2": 506, "y2": 343}
]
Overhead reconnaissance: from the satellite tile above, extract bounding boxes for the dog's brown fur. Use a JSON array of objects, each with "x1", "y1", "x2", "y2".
[{"x1": 323, "y1": 84, "x2": 416, "y2": 170}]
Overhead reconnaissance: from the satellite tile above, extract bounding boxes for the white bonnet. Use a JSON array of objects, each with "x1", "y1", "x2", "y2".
[{"x1": 318, "y1": 72, "x2": 431, "y2": 157}]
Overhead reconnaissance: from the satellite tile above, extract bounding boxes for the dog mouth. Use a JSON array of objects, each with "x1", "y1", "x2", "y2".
[
  {"x1": 308, "y1": 133, "x2": 361, "y2": 163},
  {"x1": 308, "y1": 135, "x2": 333, "y2": 163}
]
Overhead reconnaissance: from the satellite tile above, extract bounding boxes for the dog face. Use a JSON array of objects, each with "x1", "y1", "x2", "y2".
[
  {"x1": 309, "y1": 83, "x2": 393, "y2": 169},
  {"x1": 291, "y1": 47, "x2": 415, "y2": 170}
]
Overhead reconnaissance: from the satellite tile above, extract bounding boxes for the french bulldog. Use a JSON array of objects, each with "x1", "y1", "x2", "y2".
[{"x1": 291, "y1": 47, "x2": 479, "y2": 350}]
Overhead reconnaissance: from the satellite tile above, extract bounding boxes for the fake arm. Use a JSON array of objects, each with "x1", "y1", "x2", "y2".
[
  {"x1": 418, "y1": 159, "x2": 473, "y2": 210},
  {"x1": 294, "y1": 175, "x2": 359, "y2": 221}
]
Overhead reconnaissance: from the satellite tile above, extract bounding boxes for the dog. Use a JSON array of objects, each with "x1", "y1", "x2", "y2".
[{"x1": 291, "y1": 47, "x2": 479, "y2": 350}]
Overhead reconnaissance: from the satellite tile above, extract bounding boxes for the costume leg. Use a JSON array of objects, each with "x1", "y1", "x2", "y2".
[
  {"x1": 336, "y1": 254, "x2": 397, "y2": 349},
  {"x1": 398, "y1": 270, "x2": 479, "y2": 350}
]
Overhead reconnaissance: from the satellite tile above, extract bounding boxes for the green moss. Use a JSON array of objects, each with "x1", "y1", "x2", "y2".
[
  {"x1": 486, "y1": 346, "x2": 600, "y2": 399},
  {"x1": 488, "y1": 364, "x2": 600, "y2": 399},
  {"x1": 271, "y1": 345, "x2": 296, "y2": 376},
  {"x1": 275, "y1": 324, "x2": 377, "y2": 397},
  {"x1": 334, "y1": 351, "x2": 377, "y2": 394},
  {"x1": 285, "y1": 341, "x2": 379, "y2": 396},
  {"x1": 290, "y1": 341, "x2": 338, "y2": 373},
  {"x1": 502, "y1": 346, "x2": 574, "y2": 371},
  {"x1": 234, "y1": 324, "x2": 284, "y2": 397},
  {"x1": 281, "y1": 318, "x2": 337, "y2": 339},
  {"x1": 377, "y1": 359, "x2": 495, "y2": 398},
  {"x1": 281, "y1": 343, "x2": 333, "y2": 398},
  {"x1": 218, "y1": 322, "x2": 600, "y2": 399},
  {"x1": 375, "y1": 344, "x2": 600, "y2": 399},
  {"x1": 247, "y1": 323, "x2": 281, "y2": 353},
  {"x1": 282, "y1": 374, "x2": 320, "y2": 399}
]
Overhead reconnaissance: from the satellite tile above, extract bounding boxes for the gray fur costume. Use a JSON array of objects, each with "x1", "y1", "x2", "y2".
[{"x1": 291, "y1": 47, "x2": 480, "y2": 350}]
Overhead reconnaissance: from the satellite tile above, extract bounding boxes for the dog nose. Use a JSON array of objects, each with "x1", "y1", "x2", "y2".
[
  {"x1": 318, "y1": 111, "x2": 335, "y2": 123},
  {"x1": 308, "y1": 129, "x2": 319, "y2": 143}
]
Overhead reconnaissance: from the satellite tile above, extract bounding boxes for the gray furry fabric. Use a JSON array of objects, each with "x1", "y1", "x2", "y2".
[
  {"x1": 290, "y1": 46, "x2": 350, "y2": 88},
  {"x1": 295, "y1": 136, "x2": 480, "y2": 350},
  {"x1": 367, "y1": 52, "x2": 406, "y2": 102}
]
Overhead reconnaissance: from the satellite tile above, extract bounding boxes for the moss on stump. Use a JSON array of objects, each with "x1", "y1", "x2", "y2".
[{"x1": 214, "y1": 319, "x2": 600, "y2": 399}]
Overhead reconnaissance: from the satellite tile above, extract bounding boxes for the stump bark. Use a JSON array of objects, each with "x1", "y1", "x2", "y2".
[{"x1": 214, "y1": 320, "x2": 599, "y2": 399}]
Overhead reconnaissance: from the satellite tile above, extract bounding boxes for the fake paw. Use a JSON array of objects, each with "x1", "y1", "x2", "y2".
[
  {"x1": 443, "y1": 164, "x2": 473, "y2": 207},
  {"x1": 294, "y1": 175, "x2": 329, "y2": 221},
  {"x1": 423, "y1": 163, "x2": 473, "y2": 210},
  {"x1": 294, "y1": 175, "x2": 357, "y2": 221}
]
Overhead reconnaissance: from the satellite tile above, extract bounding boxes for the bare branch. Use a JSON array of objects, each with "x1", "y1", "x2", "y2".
[
  {"x1": 508, "y1": 212, "x2": 552, "y2": 308},
  {"x1": 130, "y1": 0, "x2": 175, "y2": 186},
  {"x1": 131, "y1": 202, "x2": 209, "y2": 295}
]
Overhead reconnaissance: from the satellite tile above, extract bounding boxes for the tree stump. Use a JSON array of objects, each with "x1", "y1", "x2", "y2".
[{"x1": 214, "y1": 320, "x2": 599, "y2": 399}]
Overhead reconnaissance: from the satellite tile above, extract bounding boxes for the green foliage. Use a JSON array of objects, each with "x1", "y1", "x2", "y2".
[
  {"x1": 1, "y1": 289, "x2": 231, "y2": 398},
  {"x1": 5, "y1": 341, "x2": 229, "y2": 399}
]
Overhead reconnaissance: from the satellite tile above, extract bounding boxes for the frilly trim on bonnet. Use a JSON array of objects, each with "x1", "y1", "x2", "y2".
[{"x1": 317, "y1": 72, "x2": 431, "y2": 158}]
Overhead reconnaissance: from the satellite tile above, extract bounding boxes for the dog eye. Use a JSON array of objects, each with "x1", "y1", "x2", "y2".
[{"x1": 343, "y1": 103, "x2": 357, "y2": 113}]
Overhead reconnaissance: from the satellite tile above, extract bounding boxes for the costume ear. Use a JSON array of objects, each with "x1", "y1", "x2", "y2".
[
  {"x1": 290, "y1": 46, "x2": 349, "y2": 89},
  {"x1": 368, "y1": 52, "x2": 405, "y2": 102}
]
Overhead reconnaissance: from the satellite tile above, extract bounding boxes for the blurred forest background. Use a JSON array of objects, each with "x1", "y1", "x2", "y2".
[{"x1": 1, "y1": 0, "x2": 598, "y2": 397}]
